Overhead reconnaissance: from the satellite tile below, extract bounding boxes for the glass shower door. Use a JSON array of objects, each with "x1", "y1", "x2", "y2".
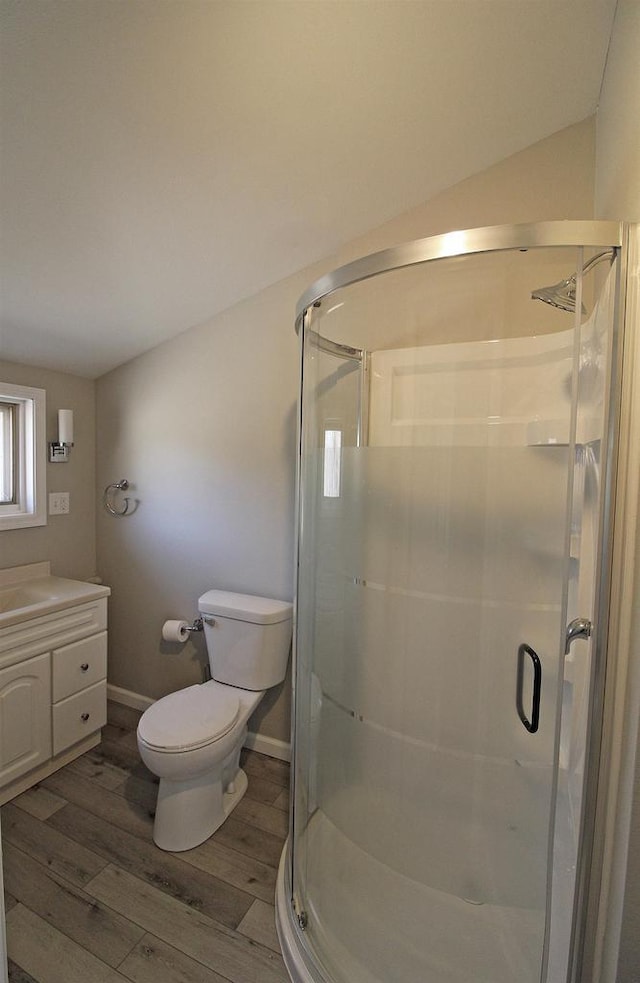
[{"x1": 290, "y1": 243, "x2": 617, "y2": 983}]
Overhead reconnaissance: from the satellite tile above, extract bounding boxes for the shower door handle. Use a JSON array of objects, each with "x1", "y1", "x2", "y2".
[{"x1": 516, "y1": 643, "x2": 541, "y2": 734}]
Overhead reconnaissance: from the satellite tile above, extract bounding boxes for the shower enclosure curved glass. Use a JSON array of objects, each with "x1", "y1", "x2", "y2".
[{"x1": 277, "y1": 222, "x2": 626, "y2": 983}]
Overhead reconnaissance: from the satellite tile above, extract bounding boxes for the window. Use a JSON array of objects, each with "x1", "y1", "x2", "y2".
[
  {"x1": 0, "y1": 383, "x2": 46, "y2": 530},
  {"x1": 0, "y1": 401, "x2": 16, "y2": 504}
]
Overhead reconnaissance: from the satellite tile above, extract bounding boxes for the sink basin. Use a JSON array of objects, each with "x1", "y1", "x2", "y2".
[
  {"x1": 0, "y1": 567, "x2": 110, "y2": 627},
  {"x1": 0, "y1": 583, "x2": 58, "y2": 614}
]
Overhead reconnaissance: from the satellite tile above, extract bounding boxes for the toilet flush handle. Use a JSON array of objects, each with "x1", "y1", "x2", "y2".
[{"x1": 203, "y1": 616, "x2": 217, "y2": 627}]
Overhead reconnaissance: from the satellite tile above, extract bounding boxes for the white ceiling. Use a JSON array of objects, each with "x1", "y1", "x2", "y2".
[{"x1": 0, "y1": 0, "x2": 617, "y2": 379}]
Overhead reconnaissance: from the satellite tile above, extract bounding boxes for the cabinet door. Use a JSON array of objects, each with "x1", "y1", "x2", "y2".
[{"x1": 0, "y1": 653, "x2": 51, "y2": 787}]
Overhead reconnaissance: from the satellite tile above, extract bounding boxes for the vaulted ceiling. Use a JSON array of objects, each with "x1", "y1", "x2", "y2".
[{"x1": 0, "y1": 0, "x2": 617, "y2": 378}]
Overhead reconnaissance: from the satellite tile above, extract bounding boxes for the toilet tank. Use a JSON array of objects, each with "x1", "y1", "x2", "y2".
[{"x1": 198, "y1": 590, "x2": 293, "y2": 691}]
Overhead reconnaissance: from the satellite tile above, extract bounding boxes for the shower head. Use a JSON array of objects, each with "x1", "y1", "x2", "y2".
[
  {"x1": 531, "y1": 249, "x2": 615, "y2": 315},
  {"x1": 531, "y1": 275, "x2": 585, "y2": 314}
]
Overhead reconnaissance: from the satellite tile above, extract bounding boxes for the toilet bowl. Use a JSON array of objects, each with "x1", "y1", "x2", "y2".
[
  {"x1": 137, "y1": 679, "x2": 263, "y2": 851},
  {"x1": 137, "y1": 590, "x2": 292, "y2": 852}
]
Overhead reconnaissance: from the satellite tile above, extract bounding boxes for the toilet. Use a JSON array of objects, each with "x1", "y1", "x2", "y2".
[{"x1": 137, "y1": 590, "x2": 292, "y2": 852}]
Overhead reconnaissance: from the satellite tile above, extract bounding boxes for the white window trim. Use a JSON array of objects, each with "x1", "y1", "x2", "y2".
[{"x1": 0, "y1": 383, "x2": 46, "y2": 530}]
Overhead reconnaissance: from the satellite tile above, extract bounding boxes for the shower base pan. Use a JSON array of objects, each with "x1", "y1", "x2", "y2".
[{"x1": 277, "y1": 807, "x2": 547, "y2": 983}]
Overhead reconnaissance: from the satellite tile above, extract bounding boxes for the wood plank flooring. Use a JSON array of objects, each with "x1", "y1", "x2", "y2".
[{"x1": 2, "y1": 702, "x2": 290, "y2": 983}]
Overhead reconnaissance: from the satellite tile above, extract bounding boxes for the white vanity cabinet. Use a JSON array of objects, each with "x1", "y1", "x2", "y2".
[{"x1": 0, "y1": 573, "x2": 110, "y2": 805}]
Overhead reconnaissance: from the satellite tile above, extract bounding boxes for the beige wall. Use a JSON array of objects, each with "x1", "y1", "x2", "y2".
[
  {"x1": 339, "y1": 116, "x2": 596, "y2": 264},
  {"x1": 0, "y1": 359, "x2": 96, "y2": 580},
  {"x1": 95, "y1": 278, "x2": 304, "y2": 740},
  {"x1": 96, "y1": 118, "x2": 596, "y2": 743},
  {"x1": 595, "y1": 0, "x2": 640, "y2": 224},
  {"x1": 594, "y1": 2, "x2": 640, "y2": 979}
]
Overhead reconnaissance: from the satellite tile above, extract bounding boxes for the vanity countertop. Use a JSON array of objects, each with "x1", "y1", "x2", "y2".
[{"x1": 0, "y1": 562, "x2": 110, "y2": 629}]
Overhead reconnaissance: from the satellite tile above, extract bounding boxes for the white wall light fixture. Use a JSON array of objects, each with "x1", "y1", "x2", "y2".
[{"x1": 49, "y1": 409, "x2": 74, "y2": 463}]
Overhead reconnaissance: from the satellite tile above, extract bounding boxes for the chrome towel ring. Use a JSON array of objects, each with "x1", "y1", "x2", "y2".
[{"x1": 103, "y1": 478, "x2": 132, "y2": 516}]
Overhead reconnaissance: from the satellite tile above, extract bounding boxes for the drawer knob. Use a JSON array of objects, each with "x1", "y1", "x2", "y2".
[
  {"x1": 80, "y1": 663, "x2": 90, "y2": 672},
  {"x1": 81, "y1": 712, "x2": 90, "y2": 722}
]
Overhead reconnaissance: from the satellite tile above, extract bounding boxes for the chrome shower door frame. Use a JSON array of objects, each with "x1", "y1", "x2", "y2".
[{"x1": 280, "y1": 220, "x2": 628, "y2": 983}]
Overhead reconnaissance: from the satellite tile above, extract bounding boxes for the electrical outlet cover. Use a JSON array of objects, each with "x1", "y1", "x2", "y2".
[{"x1": 49, "y1": 492, "x2": 70, "y2": 515}]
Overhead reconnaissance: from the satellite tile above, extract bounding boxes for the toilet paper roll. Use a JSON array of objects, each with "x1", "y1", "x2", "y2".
[{"x1": 162, "y1": 620, "x2": 190, "y2": 643}]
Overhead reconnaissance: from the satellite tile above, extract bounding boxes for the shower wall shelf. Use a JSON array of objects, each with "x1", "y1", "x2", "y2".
[
  {"x1": 526, "y1": 420, "x2": 569, "y2": 446},
  {"x1": 526, "y1": 419, "x2": 600, "y2": 446}
]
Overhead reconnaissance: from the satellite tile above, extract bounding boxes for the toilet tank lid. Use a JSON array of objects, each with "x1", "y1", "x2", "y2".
[{"x1": 198, "y1": 590, "x2": 293, "y2": 624}]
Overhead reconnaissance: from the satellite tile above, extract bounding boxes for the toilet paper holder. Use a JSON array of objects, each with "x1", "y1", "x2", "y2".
[
  {"x1": 185, "y1": 617, "x2": 217, "y2": 632},
  {"x1": 162, "y1": 617, "x2": 205, "y2": 644},
  {"x1": 162, "y1": 616, "x2": 218, "y2": 643},
  {"x1": 185, "y1": 618, "x2": 204, "y2": 633}
]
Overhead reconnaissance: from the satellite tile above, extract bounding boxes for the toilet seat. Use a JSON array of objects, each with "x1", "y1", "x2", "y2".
[{"x1": 138, "y1": 684, "x2": 240, "y2": 752}]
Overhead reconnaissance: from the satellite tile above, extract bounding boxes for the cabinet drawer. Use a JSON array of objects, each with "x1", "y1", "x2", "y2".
[
  {"x1": 52, "y1": 632, "x2": 107, "y2": 701},
  {"x1": 52, "y1": 680, "x2": 106, "y2": 755}
]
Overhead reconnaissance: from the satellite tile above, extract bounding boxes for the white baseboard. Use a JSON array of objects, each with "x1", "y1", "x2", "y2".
[
  {"x1": 107, "y1": 684, "x2": 154, "y2": 712},
  {"x1": 107, "y1": 684, "x2": 291, "y2": 762},
  {"x1": 244, "y1": 731, "x2": 291, "y2": 762}
]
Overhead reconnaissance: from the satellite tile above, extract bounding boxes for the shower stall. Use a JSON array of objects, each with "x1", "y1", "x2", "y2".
[{"x1": 276, "y1": 222, "x2": 632, "y2": 983}]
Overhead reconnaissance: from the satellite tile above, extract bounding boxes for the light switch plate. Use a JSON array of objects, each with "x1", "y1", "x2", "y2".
[{"x1": 49, "y1": 492, "x2": 70, "y2": 515}]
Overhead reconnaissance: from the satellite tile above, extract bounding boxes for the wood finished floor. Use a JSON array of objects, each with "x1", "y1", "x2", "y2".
[{"x1": 2, "y1": 702, "x2": 290, "y2": 983}]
